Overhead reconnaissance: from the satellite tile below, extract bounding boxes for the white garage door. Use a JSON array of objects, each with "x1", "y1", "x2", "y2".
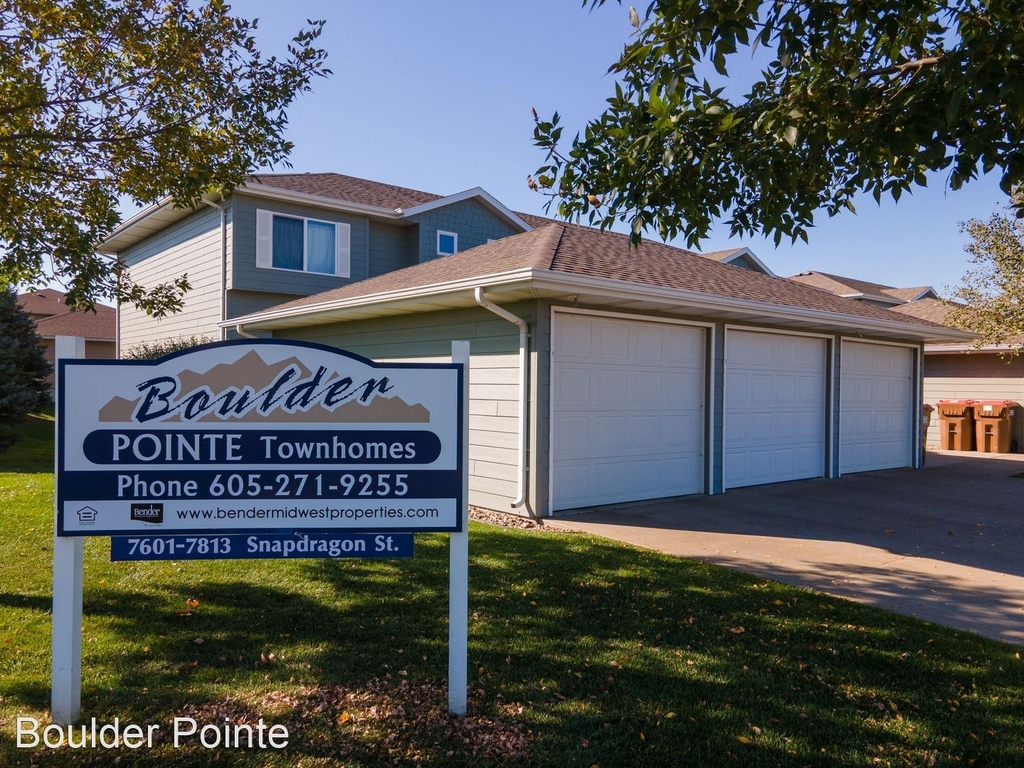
[
  {"x1": 551, "y1": 313, "x2": 705, "y2": 511},
  {"x1": 840, "y1": 341, "x2": 914, "y2": 474},
  {"x1": 724, "y1": 331, "x2": 827, "y2": 488}
]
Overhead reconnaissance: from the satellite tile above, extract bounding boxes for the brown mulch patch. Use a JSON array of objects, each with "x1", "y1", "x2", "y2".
[
  {"x1": 468, "y1": 506, "x2": 544, "y2": 530},
  {"x1": 162, "y1": 677, "x2": 531, "y2": 764}
]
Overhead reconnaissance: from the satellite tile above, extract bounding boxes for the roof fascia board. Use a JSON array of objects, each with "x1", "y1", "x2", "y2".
[
  {"x1": 838, "y1": 291, "x2": 905, "y2": 306},
  {"x1": 400, "y1": 187, "x2": 533, "y2": 231},
  {"x1": 102, "y1": 184, "x2": 415, "y2": 254},
  {"x1": 924, "y1": 343, "x2": 1013, "y2": 353},
  {"x1": 99, "y1": 197, "x2": 177, "y2": 253},
  {"x1": 527, "y1": 271, "x2": 973, "y2": 342},
  {"x1": 229, "y1": 266, "x2": 973, "y2": 343}
]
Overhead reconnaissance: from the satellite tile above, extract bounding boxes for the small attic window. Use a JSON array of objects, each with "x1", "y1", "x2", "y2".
[{"x1": 437, "y1": 231, "x2": 458, "y2": 257}]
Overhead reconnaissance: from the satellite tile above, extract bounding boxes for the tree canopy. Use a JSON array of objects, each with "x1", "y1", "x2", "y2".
[
  {"x1": 0, "y1": 287, "x2": 51, "y2": 452},
  {"x1": 532, "y1": 0, "x2": 1024, "y2": 247},
  {"x1": 947, "y1": 192, "x2": 1024, "y2": 350},
  {"x1": 0, "y1": 0, "x2": 329, "y2": 315}
]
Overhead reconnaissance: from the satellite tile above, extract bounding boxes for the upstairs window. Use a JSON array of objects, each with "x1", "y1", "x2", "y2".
[
  {"x1": 437, "y1": 230, "x2": 458, "y2": 257},
  {"x1": 256, "y1": 210, "x2": 350, "y2": 277}
]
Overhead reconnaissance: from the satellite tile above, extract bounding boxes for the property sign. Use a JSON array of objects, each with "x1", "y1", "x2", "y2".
[
  {"x1": 57, "y1": 340, "x2": 464, "y2": 536},
  {"x1": 110, "y1": 532, "x2": 414, "y2": 561}
]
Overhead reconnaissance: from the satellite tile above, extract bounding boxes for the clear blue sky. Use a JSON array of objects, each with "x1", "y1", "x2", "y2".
[{"x1": 239, "y1": 0, "x2": 1008, "y2": 295}]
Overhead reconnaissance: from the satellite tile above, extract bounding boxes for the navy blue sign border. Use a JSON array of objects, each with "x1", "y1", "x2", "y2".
[{"x1": 57, "y1": 339, "x2": 465, "y2": 536}]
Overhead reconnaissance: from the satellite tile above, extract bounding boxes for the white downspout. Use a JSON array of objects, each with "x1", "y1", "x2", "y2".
[
  {"x1": 473, "y1": 287, "x2": 529, "y2": 511},
  {"x1": 234, "y1": 323, "x2": 257, "y2": 339},
  {"x1": 203, "y1": 198, "x2": 228, "y2": 340}
]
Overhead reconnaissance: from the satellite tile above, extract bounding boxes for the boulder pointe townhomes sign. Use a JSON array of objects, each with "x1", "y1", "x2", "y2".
[
  {"x1": 57, "y1": 340, "x2": 464, "y2": 536},
  {"x1": 51, "y1": 339, "x2": 471, "y2": 724}
]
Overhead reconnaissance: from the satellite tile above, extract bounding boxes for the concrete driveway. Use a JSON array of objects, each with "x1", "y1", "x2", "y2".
[{"x1": 545, "y1": 451, "x2": 1024, "y2": 646}]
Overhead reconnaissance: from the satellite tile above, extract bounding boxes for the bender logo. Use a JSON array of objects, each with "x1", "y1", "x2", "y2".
[{"x1": 130, "y1": 503, "x2": 164, "y2": 524}]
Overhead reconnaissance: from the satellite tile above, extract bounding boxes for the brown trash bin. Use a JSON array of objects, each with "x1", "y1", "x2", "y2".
[
  {"x1": 936, "y1": 399, "x2": 975, "y2": 451},
  {"x1": 973, "y1": 400, "x2": 1018, "y2": 453}
]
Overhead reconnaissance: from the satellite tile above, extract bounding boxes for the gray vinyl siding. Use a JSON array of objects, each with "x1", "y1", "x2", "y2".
[
  {"x1": 118, "y1": 206, "x2": 224, "y2": 353},
  {"x1": 272, "y1": 303, "x2": 535, "y2": 513},
  {"x1": 369, "y1": 221, "x2": 416, "y2": 276},
  {"x1": 408, "y1": 199, "x2": 520, "y2": 263},
  {"x1": 923, "y1": 353, "x2": 1024, "y2": 449},
  {"x1": 230, "y1": 194, "x2": 369, "y2": 296}
]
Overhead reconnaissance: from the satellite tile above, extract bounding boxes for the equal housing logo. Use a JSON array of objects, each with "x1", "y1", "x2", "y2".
[{"x1": 130, "y1": 503, "x2": 164, "y2": 524}]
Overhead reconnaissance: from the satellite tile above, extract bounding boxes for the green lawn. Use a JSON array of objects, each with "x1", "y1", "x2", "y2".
[{"x1": 1, "y1": 412, "x2": 1023, "y2": 766}]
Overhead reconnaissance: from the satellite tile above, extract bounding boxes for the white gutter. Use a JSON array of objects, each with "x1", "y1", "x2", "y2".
[
  {"x1": 203, "y1": 199, "x2": 228, "y2": 340},
  {"x1": 225, "y1": 268, "x2": 973, "y2": 344},
  {"x1": 473, "y1": 287, "x2": 530, "y2": 512}
]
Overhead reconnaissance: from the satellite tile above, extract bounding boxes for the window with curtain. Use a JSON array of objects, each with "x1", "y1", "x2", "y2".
[{"x1": 258, "y1": 211, "x2": 348, "y2": 277}]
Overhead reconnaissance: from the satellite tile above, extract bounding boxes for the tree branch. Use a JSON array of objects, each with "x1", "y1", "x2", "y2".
[{"x1": 857, "y1": 55, "x2": 943, "y2": 81}]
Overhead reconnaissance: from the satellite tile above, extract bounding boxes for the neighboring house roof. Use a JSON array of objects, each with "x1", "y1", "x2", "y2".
[
  {"x1": 788, "y1": 271, "x2": 937, "y2": 305},
  {"x1": 16, "y1": 288, "x2": 116, "y2": 341},
  {"x1": 101, "y1": 173, "x2": 534, "y2": 254},
  {"x1": 884, "y1": 286, "x2": 937, "y2": 302},
  {"x1": 34, "y1": 305, "x2": 116, "y2": 341},
  {"x1": 17, "y1": 288, "x2": 69, "y2": 319},
  {"x1": 894, "y1": 297, "x2": 1024, "y2": 353},
  {"x1": 228, "y1": 222, "x2": 970, "y2": 343},
  {"x1": 891, "y1": 297, "x2": 952, "y2": 325},
  {"x1": 698, "y1": 247, "x2": 776, "y2": 276}
]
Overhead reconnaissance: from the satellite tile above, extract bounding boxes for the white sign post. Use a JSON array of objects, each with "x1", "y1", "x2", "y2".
[
  {"x1": 448, "y1": 341, "x2": 470, "y2": 715},
  {"x1": 52, "y1": 335, "x2": 85, "y2": 725}
]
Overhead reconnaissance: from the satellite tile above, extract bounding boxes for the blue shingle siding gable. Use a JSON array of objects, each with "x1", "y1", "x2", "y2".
[
  {"x1": 230, "y1": 194, "x2": 369, "y2": 297},
  {"x1": 408, "y1": 198, "x2": 519, "y2": 262}
]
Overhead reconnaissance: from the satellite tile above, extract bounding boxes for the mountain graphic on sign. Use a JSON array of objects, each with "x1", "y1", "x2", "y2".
[{"x1": 97, "y1": 349, "x2": 430, "y2": 424}]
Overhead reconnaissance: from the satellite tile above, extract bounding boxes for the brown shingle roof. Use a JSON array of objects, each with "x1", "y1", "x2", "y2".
[
  {"x1": 17, "y1": 288, "x2": 68, "y2": 318},
  {"x1": 34, "y1": 304, "x2": 115, "y2": 340},
  {"x1": 890, "y1": 297, "x2": 953, "y2": 325},
  {"x1": 788, "y1": 271, "x2": 898, "y2": 298},
  {"x1": 251, "y1": 223, "x2": 944, "y2": 329},
  {"x1": 247, "y1": 173, "x2": 443, "y2": 211}
]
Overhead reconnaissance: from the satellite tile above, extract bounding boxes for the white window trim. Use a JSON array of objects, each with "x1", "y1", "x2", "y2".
[
  {"x1": 437, "y1": 230, "x2": 458, "y2": 257},
  {"x1": 256, "y1": 209, "x2": 351, "y2": 278}
]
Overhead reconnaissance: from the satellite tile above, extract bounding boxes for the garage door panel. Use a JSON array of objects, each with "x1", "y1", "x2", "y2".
[
  {"x1": 840, "y1": 342, "x2": 913, "y2": 474},
  {"x1": 595, "y1": 323, "x2": 629, "y2": 360},
  {"x1": 725, "y1": 331, "x2": 827, "y2": 488},
  {"x1": 555, "y1": 367, "x2": 591, "y2": 407},
  {"x1": 552, "y1": 315, "x2": 705, "y2": 510}
]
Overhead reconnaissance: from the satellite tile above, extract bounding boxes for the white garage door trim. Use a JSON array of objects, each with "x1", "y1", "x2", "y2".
[
  {"x1": 839, "y1": 339, "x2": 919, "y2": 475},
  {"x1": 549, "y1": 307, "x2": 711, "y2": 512},
  {"x1": 723, "y1": 326, "x2": 831, "y2": 489}
]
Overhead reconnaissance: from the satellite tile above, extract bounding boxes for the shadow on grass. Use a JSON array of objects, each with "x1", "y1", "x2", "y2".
[
  {"x1": 4, "y1": 526, "x2": 1023, "y2": 766},
  {"x1": 0, "y1": 594, "x2": 51, "y2": 612}
]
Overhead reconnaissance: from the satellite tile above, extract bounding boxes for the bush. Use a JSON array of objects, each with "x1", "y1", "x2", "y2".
[
  {"x1": 0, "y1": 287, "x2": 52, "y2": 452},
  {"x1": 122, "y1": 335, "x2": 214, "y2": 360}
]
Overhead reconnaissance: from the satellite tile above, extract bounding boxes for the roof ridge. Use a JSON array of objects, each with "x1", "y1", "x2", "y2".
[{"x1": 546, "y1": 223, "x2": 567, "y2": 270}]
